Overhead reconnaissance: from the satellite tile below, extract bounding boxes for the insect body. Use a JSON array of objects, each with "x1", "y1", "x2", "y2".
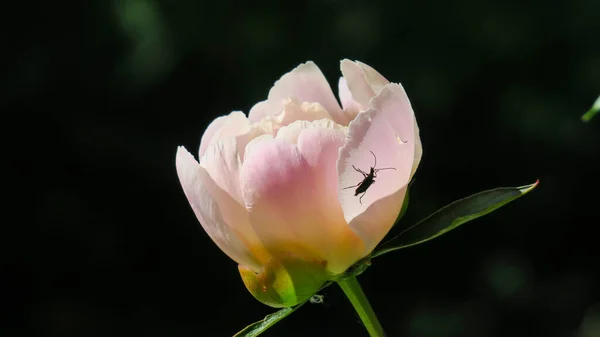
[{"x1": 342, "y1": 151, "x2": 396, "y2": 204}]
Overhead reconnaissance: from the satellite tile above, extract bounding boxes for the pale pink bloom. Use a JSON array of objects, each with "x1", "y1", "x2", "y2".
[{"x1": 176, "y1": 60, "x2": 421, "y2": 276}]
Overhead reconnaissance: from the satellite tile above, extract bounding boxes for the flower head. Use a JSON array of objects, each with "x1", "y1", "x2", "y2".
[{"x1": 176, "y1": 60, "x2": 421, "y2": 307}]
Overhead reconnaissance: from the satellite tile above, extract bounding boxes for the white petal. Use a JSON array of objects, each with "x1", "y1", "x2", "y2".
[
  {"x1": 176, "y1": 146, "x2": 264, "y2": 270},
  {"x1": 356, "y1": 61, "x2": 389, "y2": 95},
  {"x1": 198, "y1": 111, "x2": 250, "y2": 159},
  {"x1": 276, "y1": 118, "x2": 345, "y2": 145},
  {"x1": 338, "y1": 77, "x2": 363, "y2": 124},
  {"x1": 199, "y1": 115, "x2": 227, "y2": 158},
  {"x1": 248, "y1": 100, "x2": 281, "y2": 123},
  {"x1": 340, "y1": 59, "x2": 376, "y2": 107},
  {"x1": 276, "y1": 98, "x2": 331, "y2": 126},
  {"x1": 249, "y1": 61, "x2": 346, "y2": 125},
  {"x1": 370, "y1": 83, "x2": 422, "y2": 177},
  {"x1": 200, "y1": 138, "x2": 245, "y2": 206},
  {"x1": 337, "y1": 109, "x2": 414, "y2": 252}
]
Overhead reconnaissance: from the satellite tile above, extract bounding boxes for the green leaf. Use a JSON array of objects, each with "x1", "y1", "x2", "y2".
[
  {"x1": 372, "y1": 180, "x2": 539, "y2": 258},
  {"x1": 582, "y1": 94, "x2": 600, "y2": 122},
  {"x1": 233, "y1": 303, "x2": 305, "y2": 337}
]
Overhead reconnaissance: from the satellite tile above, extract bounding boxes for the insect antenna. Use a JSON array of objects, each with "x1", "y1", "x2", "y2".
[
  {"x1": 370, "y1": 151, "x2": 377, "y2": 168},
  {"x1": 370, "y1": 151, "x2": 396, "y2": 173},
  {"x1": 374, "y1": 167, "x2": 396, "y2": 172}
]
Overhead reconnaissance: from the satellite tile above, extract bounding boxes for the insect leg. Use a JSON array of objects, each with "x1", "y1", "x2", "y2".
[
  {"x1": 342, "y1": 181, "x2": 362, "y2": 190},
  {"x1": 358, "y1": 191, "x2": 367, "y2": 204}
]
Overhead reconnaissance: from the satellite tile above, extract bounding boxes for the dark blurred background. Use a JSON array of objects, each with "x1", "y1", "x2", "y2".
[{"x1": 7, "y1": 0, "x2": 600, "y2": 336}]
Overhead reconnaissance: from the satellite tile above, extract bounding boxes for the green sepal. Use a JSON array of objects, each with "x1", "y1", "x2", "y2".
[
  {"x1": 238, "y1": 253, "x2": 332, "y2": 308},
  {"x1": 372, "y1": 180, "x2": 539, "y2": 258}
]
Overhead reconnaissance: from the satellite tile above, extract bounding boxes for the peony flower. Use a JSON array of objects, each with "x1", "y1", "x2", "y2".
[{"x1": 175, "y1": 60, "x2": 422, "y2": 307}]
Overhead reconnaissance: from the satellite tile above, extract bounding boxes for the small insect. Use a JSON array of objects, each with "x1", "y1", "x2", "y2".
[{"x1": 342, "y1": 151, "x2": 396, "y2": 204}]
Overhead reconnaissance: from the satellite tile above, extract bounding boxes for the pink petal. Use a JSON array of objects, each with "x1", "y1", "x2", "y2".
[
  {"x1": 348, "y1": 185, "x2": 409, "y2": 255},
  {"x1": 176, "y1": 147, "x2": 266, "y2": 271},
  {"x1": 337, "y1": 109, "x2": 415, "y2": 252},
  {"x1": 370, "y1": 83, "x2": 422, "y2": 177},
  {"x1": 235, "y1": 123, "x2": 272, "y2": 162},
  {"x1": 356, "y1": 61, "x2": 389, "y2": 94},
  {"x1": 199, "y1": 111, "x2": 249, "y2": 158},
  {"x1": 247, "y1": 100, "x2": 280, "y2": 123},
  {"x1": 340, "y1": 60, "x2": 391, "y2": 109},
  {"x1": 340, "y1": 59, "x2": 376, "y2": 107},
  {"x1": 276, "y1": 98, "x2": 331, "y2": 127},
  {"x1": 200, "y1": 115, "x2": 274, "y2": 205},
  {"x1": 241, "y1": 133, "x2": 364, "y2": 274},
  {"x1": 200, "y1": 138, "x2": 244, "y2": 206},
  {"x1": 275, "y1": 118, "x2": 343, "y2": 145},
  {"x1": 253, "y1": 99, "x2": 335, "y2": 137},
  {"x1": 248, "y1": 61, "x2": 346, "y2": 125},
  {"x1": 338, "y1": 77, "x2": 363, "y2": 124},
  {"x1": 199, "y1": 115, "x2": 226, "y2": 158}
]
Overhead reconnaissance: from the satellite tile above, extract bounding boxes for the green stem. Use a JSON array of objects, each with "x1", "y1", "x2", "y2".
[{"x1": 337, "y1": 276, "x2": 386, "y2": 337}]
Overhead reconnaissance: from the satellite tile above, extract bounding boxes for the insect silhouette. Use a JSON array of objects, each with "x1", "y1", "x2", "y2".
[{"x1": 342, "y1": 151, "x2": 396, "y2": 204}]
